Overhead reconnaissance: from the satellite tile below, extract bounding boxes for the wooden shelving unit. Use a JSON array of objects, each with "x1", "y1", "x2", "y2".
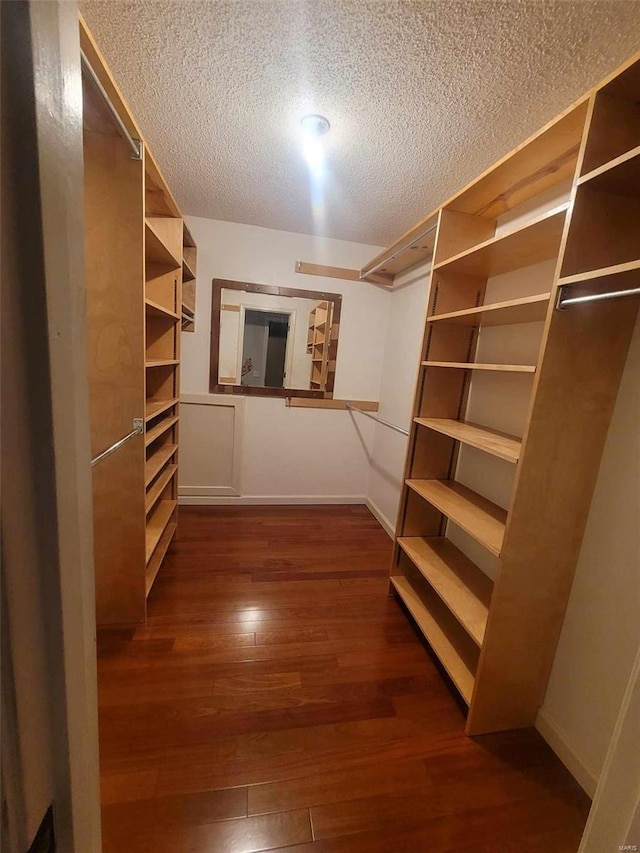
[
  {"x1": 308, "y1": 300, "x2": 333, "y2": 390},
  {"x1": 81, "y1": 15, "x2": 194, "y2": 625},
  {"x1": 182, "y1": 223, "x2": 197, "y2": 332},
  {"x1": 385, "y1": 51, "x2": 640, "y2": 736}
]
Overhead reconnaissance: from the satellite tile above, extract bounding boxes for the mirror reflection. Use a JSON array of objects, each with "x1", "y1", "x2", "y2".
[{"x1": 215, "y1": 282, "x2": 341, "y2": 393}]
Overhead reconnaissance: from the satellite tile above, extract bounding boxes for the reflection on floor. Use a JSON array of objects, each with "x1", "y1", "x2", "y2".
[{"x1": 97, "y1": 505, "x2": 590, "y2": 852}]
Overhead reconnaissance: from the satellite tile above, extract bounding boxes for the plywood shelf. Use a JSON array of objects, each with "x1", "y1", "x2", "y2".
[
  {"x1": 427, "y1": 294, "x2": 550, "y2": 327},
  {"x1": 397, "y1": 537, "x2": 493, "y2": 646},
  {"x1": 145, "y1": 218, "x2": 182, "y2": 269},
  {"x1": 146, "y1": 521, "x2": 176, "y2": 596},
  {"x1": 422, "y1": 361, "x2": 536, "y2": 373},
  {"x1": 146, "y1": 359, "x2": 179, "y2": 368},
  {"x1": 145, "y1": 443, "x2": 177, "y2": 487},
  {"x1": 145, "y1": 298, "x2": 179, "y2": 321},
  {"x1": 406, "y1": 479, "x2": 507, "y2": 557},
  {"x1": 558, "y1": 258, "x2": 640, "y2": 287},
  {"x1": 578, "y1": 144, "x2": 640, "y2": 197},
  {"x1": 145, "y1": 463, "x2": 177, "y2": 515},
  {"x1": 145, "y1": 500, "x2": 177, "y2": 564},
  {"x1": 434, "y1": 204, "x2": 569, "y2": 277},
  {"x1": 144, "y1": 413, "x2": 178, "y2": 447},
  {"x1": 390, "y1": 575, "x2": 477, "y2": 704},
  {"x1": 182, "y1": 258, "x2": 196, "y2": 282},
  {"x1": 145, "y1": 397, "x2": 179, "y2": 423},
  {"x1": 415, "y1": 418, "x2": 522, "y2": 463}
]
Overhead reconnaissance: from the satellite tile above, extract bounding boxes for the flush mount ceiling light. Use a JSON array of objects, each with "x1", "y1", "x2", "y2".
[{"x1": 301, "y1": 114, "x2": 330, "y2": 137}]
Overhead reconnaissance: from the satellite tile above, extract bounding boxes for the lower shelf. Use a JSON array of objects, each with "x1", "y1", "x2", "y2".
[
  {"x1": 146, "y1": 520, "x2": 176, "y2": 597},
  {"x1": 390, "y1": 573, "x2": 479, "y2": 705},
  {"x1": 145, "y1": 500, "x2": 177, "y2": 564},
  {"x1": 397, "y1": 536, "x2": 493, "y2": 646}
]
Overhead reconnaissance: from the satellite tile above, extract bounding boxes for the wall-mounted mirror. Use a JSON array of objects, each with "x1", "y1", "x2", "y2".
[{"x1": 209, "y1": 279, "x2": 342, "y2": 398}]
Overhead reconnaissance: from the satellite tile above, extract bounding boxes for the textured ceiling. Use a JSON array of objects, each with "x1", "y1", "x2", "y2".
[{"x1": 80, "y1": 0, "x2": 640, "y2": 246}]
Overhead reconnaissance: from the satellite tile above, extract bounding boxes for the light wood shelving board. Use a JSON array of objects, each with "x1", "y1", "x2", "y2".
[
  {"x1": 397, "y1": 537, "x2": 493, "y2": 646},
  {"x1": 144, "y1": 414, "x2": 179, "y2": 447},
  {"x1": 145, "y1": 397, "x2": 179, "y2": 423},
  {"x1": 145, "y1": 464, "x2": 178, "y2": 515},
  {"x1": 146, "y1": 358, "x2": 179, "y2": 368},
  {"x1": 423, "y1": 361, "x2": 536, "y2": 373},
  {"x1": 427, "y1": 294, "x2": 550, "y2": 327},
  {"x1": 578, "y1": 144, "x2": 640, "y2": 197},
  {"x1": 145, "y1": 500, "x2": 177, "y2": 564},
  {"x1": 415, "y1": 418, "x2": 521, "y2": 463},
  {"x1": 145, "y1": 443, "x2": 177, "y2": 487},
  {"x1": 406, "y1": 479, "x2": 507, "y2": 557},
  {"x1": 145, "y1": 298, "x2": 179, "y2": 321},
  {"x1": 145, "y1": 217, "x2": 182, "y2": 268},
  {"x1": 390, "y1": 575, "x2": 477, "y2": 703},
  {"x1": 558, "y1": 258, "x2": 640, "y2": 288},
  {"x1": 145, "y1": 521, "x2": 177, "y2": 596},
  {"x1": 434, "y1": 204, "x2": 569, "y2": 277}
]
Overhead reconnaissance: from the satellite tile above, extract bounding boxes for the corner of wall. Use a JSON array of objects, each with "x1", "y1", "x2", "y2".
[{"x1": 535, "y1": 708, "x2": 599, "y2": 797}]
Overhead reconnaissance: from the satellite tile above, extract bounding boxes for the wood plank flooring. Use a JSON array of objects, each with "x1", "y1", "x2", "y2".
[{"x1": 97, "y1": 506, "x2": 591, "y2": 852}]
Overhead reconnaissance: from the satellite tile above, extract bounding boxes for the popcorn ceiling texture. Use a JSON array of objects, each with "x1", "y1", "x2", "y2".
[{"x1": 80, "y1": 0, "x2": 640, "y2": 246}]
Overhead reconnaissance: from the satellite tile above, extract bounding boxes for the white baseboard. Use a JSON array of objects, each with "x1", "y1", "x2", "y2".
[
  {"x1": 365, "y1": 497, "x2": 395, "y2": 539},
  {"x1": 178, "y1": 494, "x2": 367, "y2": 506},
  {"x1": 536, "y1": 709, "x2": 599, "y2": 797}
]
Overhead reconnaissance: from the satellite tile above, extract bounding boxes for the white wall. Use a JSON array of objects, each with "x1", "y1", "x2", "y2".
[
  {"x1": 366, "y1": 262, "x2": 430, "y2": 534},
  {"x1": 180, "y1": 217, "x2": 387, "y2": 500}
]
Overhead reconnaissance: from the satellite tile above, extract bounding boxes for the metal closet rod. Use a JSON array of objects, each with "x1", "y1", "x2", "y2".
[
  {"x1": 360, "y1": 223, "x2": 438, "y2": 280},
  {"x1": 346, "y1": 403, "x2": 408, "y2": 437},
  {"x1": 81, "y1": 49, "x2": 143, "y2": 161},
  {"x1": 91, "y1": 419, "x2": 143, "y2": 468},
  {"x1": 557, "y1": 286, "x2": 640, "y2": 309}
]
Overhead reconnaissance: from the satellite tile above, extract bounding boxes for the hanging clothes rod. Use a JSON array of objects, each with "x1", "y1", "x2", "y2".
[
  {"x1": 346, "y1": 403, "x2": 408, "y2": 436},
  {"x1": 556, "y1": 286, "x2": 640, "y2": 310},
  {"x1": 360, "y1": 223, "x2": 438, "y2": 280},
  {"x1": 80, "y1": 49, "x2": 143, "y2": 161},
  {"x1": 91, "y1": 419, "x2": 143, "y2": 468}
]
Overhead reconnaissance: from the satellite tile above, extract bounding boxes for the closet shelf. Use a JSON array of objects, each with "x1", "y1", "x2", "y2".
[
  {"x1": 182, "y1": 258, "x2": 196, "y2": 282},
  {"x1": 434, "y1": 203, "x2": 569, "y2": 277},
  {"x1": 144, "y1": 413, "x2": 179, "y2": 447},
  {"x1": 145, "y1": 500, "x2": 177, "y2": 564},
  {"x1": 146, "y1": 521, "x2": 176, "y2": 595},
  {"x1": 145, "y1": 298, "x2": 180, "y2": 321},
  {"x1": 558, "y1": 258, "x2": 640, "y2": 288},
  {"x1": 145, "y1": 397, "x2": 179, "y2": 423},
  {"x1": 146, "y1": 359, "x2": 179, "y2": 368},
  {"x1": 406, "y1": 479, "x2": 507, "y2": 557},
  {"x1": 390, "y1": 575, "x2": 477, "y2": 703},
  {"x1": 578, "y1": 143, "x2": 640, "y2": 197},
  {"x1": 414, "y1": 418, "x2": 522, "y2": 463},
  {"x1": 427, "y1": 293, "x2": 550, "y2": 327},
  {"x1": 145, "y1": 218, "x2": 182, "y2": 269},
  {"x1": 146, "y1": 464, "x2": 177, "y2": 515},
  {"x1": 145, "y1": 443, "x2": 177, "y2": 487},
  {"x1": 422, "y1": 361, "x2": 536, "y2": 373},
  {"x1": 397, "y1": 537, "x2": 493, "y2": 646}
]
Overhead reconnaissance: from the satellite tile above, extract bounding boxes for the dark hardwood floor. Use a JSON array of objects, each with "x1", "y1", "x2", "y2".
[{"x1": 97, "y1": 506, "x2": 591, "y2": 852}]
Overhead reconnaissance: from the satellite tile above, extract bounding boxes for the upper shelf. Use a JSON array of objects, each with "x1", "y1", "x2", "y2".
[
  {"x1": 427, "y1": 293, "x2": 550, "y2": 327},
  {"x1": 415, "y1": 418, "x2": 522, "y2": 463},
  {"x1": 358, "y1": 101, "x2": 587, "y2": 282},
  {"x1": 423, "y1": 361, "x2": 536, "y2": 373},
  {"x1": 578, "y1": 144, "x2": 640, "y2": 198},
  {"x1": 433, "y1": 204, "x2": 569, "y2": 278},
  {"x1": 145, "y1": 217, "x2": 182, "y2": 269}
]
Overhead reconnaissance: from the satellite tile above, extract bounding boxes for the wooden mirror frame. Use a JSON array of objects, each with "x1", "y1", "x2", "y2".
[{"x1": 209, "y1": 278, "x2": 342, "y2": 398}]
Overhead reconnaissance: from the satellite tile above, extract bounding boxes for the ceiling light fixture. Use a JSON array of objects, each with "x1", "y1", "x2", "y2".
[{"x1": 300, "y1": 114, "x2": 330, "y2": 137}]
